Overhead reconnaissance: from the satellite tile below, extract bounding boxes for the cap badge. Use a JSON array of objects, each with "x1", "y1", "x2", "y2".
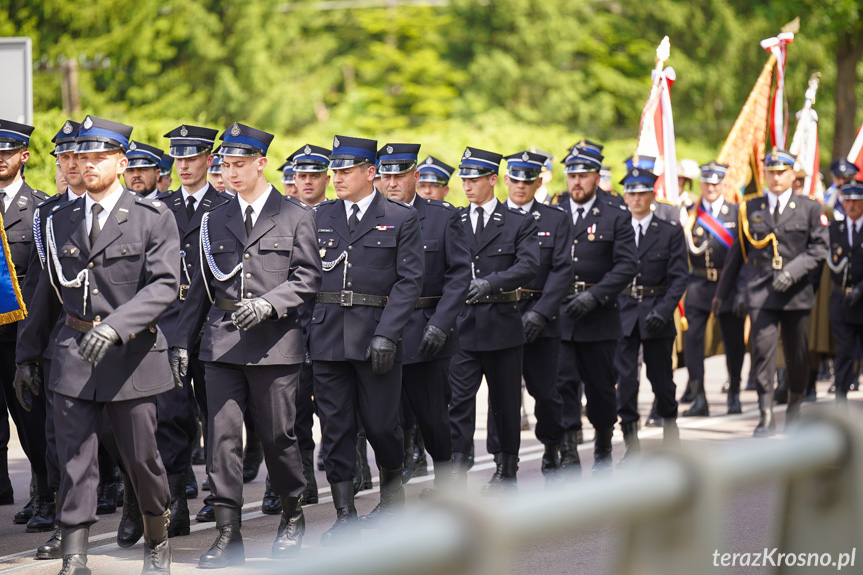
[
  {"x1": 180, "y1": 126, "x2": 188, "y2": 137},
  {"x1": 633, "y1": 168, "x2": 640, "y2": 177},
  {"x1": 386, "y1": 145, "x2": 393, "y2": 154},
  {"x1": 129, "y1": 141, "x2": 137, "y2": 150},
  {"x1": 522, "y1": 152, "x2": 529, "y2": 162},
  {"x1": 464, "y1": 149, "x2": 471, "y2": 159},
  {"x1": 304, "y1": 145, "x2": 312, "y2": 155},
  {"x1": 230, "y1": 123, "x2": 241, "y2": 137},
  {"x1": 333, "y1": 136, "x2": 340, "y2": 148},
  {"x1": 425, "y1": 157, "x2": 433, "y2": 165},
  {"x1": 83, "y1": 117, "x2": 93, "y2": 130},
  {"x1": 62, "y1": 121, "x2": 73, "y2": 134}
]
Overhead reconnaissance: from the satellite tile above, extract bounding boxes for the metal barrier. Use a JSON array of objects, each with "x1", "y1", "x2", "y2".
[{"x1": 279, "y1": 408, "x2": 863, "y2": 575}]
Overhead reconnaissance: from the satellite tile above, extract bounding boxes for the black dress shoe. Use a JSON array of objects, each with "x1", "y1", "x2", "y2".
[
  {"x1": 13, "y1": 496, "x2": 35, "y2": 524},
  {"x1": 199, "y1": 507, "x2": 244, "y2": 569},
  {"x1": 36, "y1": 526, "x2": 62, "y2": 559},
  {"x1": 96, "y1": 480, "x2": 118, "y2": 515},
  {"x1": 167, "y1": 474, "x2": 190, "y2": 538},
  {"x1": 261, "y1": 475, "x2": 282, "y2": 515},
  {"x1": 117, "y1": 474, "x2": 144, "y2": 548},
  {"x1": 26, "y1": 496, "x2": 55, "y2": 533},
  {"x1": 272, "y1": 497, "x2": 304, "y2": 558},
  {"x1": 202, "y1": 477, "x2": 210, "y2": 491},
  {"x1": 191, "y1": 446, "x2": 207, "y2": 466},
  {"x1": 321, "y1": 481, "x2": 359, "y2": 546},
  {"x1": 197, "y1": 505, "x2": 215, "y2": 522}
]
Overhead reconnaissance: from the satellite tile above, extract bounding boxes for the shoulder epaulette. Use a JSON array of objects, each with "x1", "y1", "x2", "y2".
[
  {"x1": 155, "y1": 190, "x2": 174, "y2": 200},
  {"x1": 507, "y1": 206, "x2": 530, "y2": 217},
  {"x1": 49, "y1": 196, "x2": 81, "y2": 214},
  {"x1": 37, "y1": 193, "x2": 65, "y2": 209},
  {"x1": 384, "y1": 197, "x2": 412, "y2": 209},
  {"x1": 284, "y1": 194, "x2": 311, "y2": 210},
  {"x1": 424, "y1": 198, "x2": 455, "y2": 211},
  {"x1": 133, "y1": 191, "x2": 167, "y2": 212}
]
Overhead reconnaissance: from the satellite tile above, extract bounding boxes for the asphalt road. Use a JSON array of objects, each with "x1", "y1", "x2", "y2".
[{"x1": 0, "y1": 355, "x2": 859, "y2": 575}]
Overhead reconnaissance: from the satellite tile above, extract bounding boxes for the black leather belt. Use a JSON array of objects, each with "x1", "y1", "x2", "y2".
[
  {"x1": 690, "y1": 267, "x2": 721, "y2": 281},
  {"x1": 569, "y1": 282, "x2": 597, "y2": 294},
  {"x1": 316, "y1": 291, "x2": 388, "y2": 308},
  {"x1": 468, "y1": 291, "x2": 518, "y2": 304},
  {"x1": 415, "y1": 296, "x2": 440, "y2": 309},
  {"x1": 516, "y1": 289, "x2": 543, "y2": 301},
  {"x1": 65, "y1": 315, "x2": 97, "y2": 333},
  {"x1": 622, "y1": 285, "x2": 668, "y2": 301},
  {"x1": 215, "y1": 297, "x2": 242, "y2": 312}
]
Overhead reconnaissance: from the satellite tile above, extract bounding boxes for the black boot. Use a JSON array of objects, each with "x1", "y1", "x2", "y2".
[
  {"x1": 317, "y1": 449, "x2": 325, "y2": 471},
  {"x1": 242, "y1": 435, "x2": 263, "y2": 484},
  {"x1": 679, "y1": 380, "x2": 694, "y2": 403},
  {"x1": 451, "y1": 453, "x2": 470, "y2": 493},
  {"x1": 774, "y1": 368, "x2": 788, "y2": 405},
  {"x1": 359, "y1": 467, "x2": 405, "y2": 528},
  {"x1": 420, "y1": 458, "x2": 452, "y2": 500},
  {"x1": 202, "y1": 477, "x2": 210, "y2": 492},
  {"x1": 96, "y1": 458, "x2": 119, "y2": 515},
  {"x1": 167, "y1": 474, "x2": 190, "y2": 537},
  {"x1": 186, "y1": 463, "x2": 198, "y2": 499},
  {"x1": 117, "y1": 474, "x2": 144, "y2": 548},
  {"x1": 300, "y1": 450, "x2": 318, "y2": 504},
  {"x1": 272, "y1": 496, "x2": 304, "y2": 558},
  {"x1": 26, "y1": 475, "x2": 55, "y2": 533},
  {"x1": 479, "y1": 453, "x2": 502, "y2": 496},
  {"x1": 13, "y1": 475, "x2": 35, "y2": 524},
  {"x1": 745, "y1": 371, "x2": 757, "y2": 391},
  {"x1": 320, "y1": 481, "x2": 359, "y2": 545},
  {"x1": 645, "y1": 400, "x2": 662, "y2": 427},
  {"x1": 467, "y1": 442, "x2": 475, "y2": 470},
  {"x1": 196, "y1": 505, "x2": 215, "y2": 522},
  {"x1": 540, "y1": 444, "x2": 560, "y2": 475},
  {"x1": 58, "y1": 526, "x2": 90, "y2": 575},
  {"x1": 753, "y1": 394, "x2": 776, "y2": 438},
  {"x1": 401, "y1": 426, "x2": 417, "y2": 483},
  {"x1": 353, "y1": 433, "x2": 373, "y2": 494},
  {"x1": 413, "y1": 429, "x2": 428, "y2": 478},
  {"x1": 804, "y1": 370, "x2": 818, "y2": 402},
  {"x1": 558, "y1": 430, "x2": 582, "y2": 478},
  {"x1": 36, "y1": 493, "x2": 61, "y2": 560},
  {"x1": 663, "y1": 419, "x2": 680, "y2": 447},
  {"x1": 199, "y1": 507, "x2": 244, "y2": 568},
  {"x1": 0, "y1": 452, "x2": 13, "y2": 506},
  {"x1": 142, "y1": 511, "x2": 171, "y2": 574},
  {"x1": 619, "y1": 421, "x2": 639, "y2": 465},
  {"x1": 785, "y1": 391, "x2": 804, "y2": 429},
  {"x1": 191, "y1": 420, "x2": 206, "y2": 466},
  {"x1": 261, "y1": 475, "x2": 282, "y2": 515},
  {"x1": 682, "y1": 379, "x2": 709, "y2": 417},
  {"x1": 592, "y1": 428, "x2": 613, "y2": 472},
  {"x1": 727, "y1": 377, "x2": 742, "y2": 415},
  {"x1": 497, "y1": 453, "x2": 518, "y2": 496}
]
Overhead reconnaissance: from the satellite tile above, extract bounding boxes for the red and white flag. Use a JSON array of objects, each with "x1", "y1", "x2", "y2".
[
  {"x1": 789, "y1": 74, "x2": 823, "y2": 201},
  {"x1": 848, "y1": 123, "x2": 863, "y2": 182},
  {"x1": 761, "y1": 33, "x2": 794, "y2": 149}
]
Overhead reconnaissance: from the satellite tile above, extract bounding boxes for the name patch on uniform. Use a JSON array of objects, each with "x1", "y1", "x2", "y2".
[
  {"x1": 375, "y1": 225, "x2": 395, "y2": 230},
  {"x1": 318, "y1": 228, "x2": 333, "y2": 233},
  {"x1": 537, "y1": 232, "x2": 551, "y2": 237}
]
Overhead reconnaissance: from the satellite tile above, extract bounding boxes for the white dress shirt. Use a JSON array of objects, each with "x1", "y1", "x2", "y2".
[
  {"x1": 181, "y1": 182, "x2": 209, "y2": 211},
  {"x1": 631, "y1": 213, "x2": 654, "y2": 247},
  {"x1": 848, "y1": 216, "x2": 863, "y2": 247},
  {"x1": 237, "y1": 186, "x2": 273, "y2": 227},
  {"x1": 470, "y1": 197, "x2": 498, "y2": 233},
  {"x1": 344, "y1": 190, "x2": 376, "y2": 223},
  {"x1": 702, "y1": 196, "x2": 724, "y2": 217},
  {"x1": 569, "y1": 194, "x2": 597, "y2": 226},
  {"x1": 507, "y1": 198, "x2": 535, "y2": 214},
  {"x1": 765, "y1": 188, "x2": 793, "y2": 216},
  {"x1": 0, "y1": 178, "x2": 24, "y2": 212},
  {"x1": 85, "y1": 184, "x2": 124, "y2": 235}
]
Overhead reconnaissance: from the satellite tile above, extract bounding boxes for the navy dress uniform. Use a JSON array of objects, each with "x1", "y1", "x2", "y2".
[
  {"x1": 555, "y1": 144, "x2": 637, "y2": 470},
  {"x1": 615, "y1": 168, "x2": 689, "y2": 457},
  {"x1": 127, "y1": 142, "x2": 164, "y2": 200},
  {"x1": 682, "y1": 162, "x2": 746, "y2": 416},
  {"x1": 827, "y1": 182, "x2": 863, "y2": 399},
  {"x1": 15, "y1": 116, "x2": 177, "y2": 574},
  {"x1": 309, "y1": 135, "x2": 424, "y2": 542},
  {"x1": 0, "y1": 119, "x2": 51, "y2": 519},
  {"x1": 717, "y1": 148, "x2": 829, "y2": 436},
  {"x1": 486, "y1": 151, "x2": 571, "y2": 481},
  {"x1": 448, "y1": 146, "x2": 539, "y2": 492},
  {"x1": 172, "y1": 124, "x2": 322, "y2": 565},
  {"x1": 151, "y1": 125, "x2": 231, "y2": 538},
  {"x1": 288, "y1": 144, "x2": 331, "y2": 505}
]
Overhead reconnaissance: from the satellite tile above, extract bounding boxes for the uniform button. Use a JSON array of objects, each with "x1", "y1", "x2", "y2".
[
  {"x1": 244, "y1": 253, "x2": 250, "y2": 259},
  {"x1": 94, "y1": 315, "x2": 101, "y2": 322},
  {"x1": 153, "y1": 343, "x2": 158, "y2": 349},
  {"x1": 497, "y1": 248, "x2": 502, "y2": 252},
  {"x1": 637, "y1": 259, "x2": 641, "y2": 264},
  {"x1": 283, "y1": 313, "x2": 288, "y2": 318},
  {"x1": 219, "y1": 245, "x2": 224, "y2": 250},
  {"x1": 185, "y1": 244, "x2": 191, "y2": 249},
  {"x1": 474, "y1": 256, "x2": 479, "y2": 261},
  {"x1": 573, "y1": 257, "x2": 578, "y2": 262},
  {"x1": 774, "y1": 228, "x2": 779, "y2": 234},
  {"x1": 347, "y1": 282, "x2": 352, "y2": 287},
  {"x1": 348, "y1": 245, "x2": 353, "y2": 251},
  {"x1": 347, "y1": 263, "x2": 352, "y2": 268},
  {"x1": 92, "y1": 289, "x2": 99, "y2": 295},
  {"x1": 377, "y1": 241, "x2": 382, "y2": 245},
  {"x1": 274, "y1": 243, "x2": 279, "y2": 248},
  {"x1": 424, "y1": 245, "x2": 427, "y2": 249},
  {"x1": 245, "y1": 273, "x2": 251, "y2": 279},
  {"x1": 87, "y1": 262, "x2": 94, "y2": 269},
  {"x1": 129, "y1": 333, "x2": 136, "y2": 339},
  {"x1": 246, "y1": 292, "x2": 253, "y2": 298},
  {"x1": 574, "y1": 240, "x2": 578, "y2": 245},
  {"x1": 187, "y1": 264, "x2": 192, "y2": 269},
  {"x1": 121, "y1": 249, "x2": 127, "y2": 254}
]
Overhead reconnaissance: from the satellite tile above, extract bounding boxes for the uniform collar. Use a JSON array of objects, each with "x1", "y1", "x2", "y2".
[
  {"x1": 569, "y1": 193, "x2": 597, "y2": 214},
  {"x1": 507, "y1": 197, "x2": 535, "y2": 214},
  {"x1": 702, "y1": 195, "x2": 724, "y2": 216},
  {"x1": 0, "y1": 177, "x2": 24, "y2": 204},
  {"x1": 632, "y1": 211, "x2": 653, "y2": 230},
  {"x1": 237, "y1": 185, "x2": 272, "y2": 219},
  {"x1": 84, "y1": 182, "x2": 124, "y2": 218},
  {"x1": 344, "y1": 189, "x2": 376, "y2": 219},
  {"x1": 181, "y1": 181, "x2": 209, "y2": 205}
]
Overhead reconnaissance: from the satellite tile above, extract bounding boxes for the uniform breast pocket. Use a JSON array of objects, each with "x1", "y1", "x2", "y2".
[
  {"x1": 260, "y1": 236, "x2": 293, "y2": 272},
  {"x1": 363, "y1": 234, "x2": 397, "y2": 268},
  {"x1": 488, "y1": 243, "x2": 515, "y2": 257},
  {"x1": 7, "y1": 223, "x2": 32, "y2": 244},
  {"x1": 104, "y1": 241, "x2": 144, "y2": 285},
  {"x1": 209, "y1": 239, "x2": 239, "y2": 272},
  {"x1": 784, "y1": 222, "x2": 807, "y2": 235},
  {"x1": 648, "y1": 250, "x2": 669, "y2": 262},
  {"x1": 423, "y1": 239, "x2": 442, "y2": 272}
]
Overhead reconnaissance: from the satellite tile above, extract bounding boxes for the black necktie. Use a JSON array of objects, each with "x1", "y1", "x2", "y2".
[
  {"x1": 474, "y1": 206, "x2": 484, "y2": 240},
  {"x1": 0, "y1": 190, "x2": 6, "y2": 218},
  {"x1": 636, "y1": 223, "x2": 642, "y2": 247},
  {"x1": 186, "y1": 196, "x2": 196, "y2": 221},
  {"x1": 772, "y1": 200, "x2": 780, "y2": 221},
  {"x1": 244, "y1": 205, "x2": 254, "y2": 237},
  {"x1": 348, "y1": 204, "x2": 360, "y2": 234},
  {"x1": 854, "y1": 223, "x2": 861, "y2": 248},
  {"x1": 90, "y1": 204, "x2": 104, "y2": 246},
  {"x1": 575, "y1": 207, "x2": 584, "y2": 226}
]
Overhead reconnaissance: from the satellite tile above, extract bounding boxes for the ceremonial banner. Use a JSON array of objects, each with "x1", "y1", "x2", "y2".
[
  {"x1": 789, "y1": 74, "x2": 823, "y2": 201},
  {"x1": 848, "y1": 124, "x2": 863, "y2": 182},
  {"x1": 635, "y1": 36, "x2": 679, "y2": 205},
  {"x1": 761, "y1": 33, "x2": 795, "y2": 149},
  {"x1": 0, "y1": 214, "x2": 26, "y2": 325}
]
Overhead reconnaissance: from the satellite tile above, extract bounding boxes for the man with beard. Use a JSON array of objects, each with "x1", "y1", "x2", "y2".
[
  {"x1": 0, "y1": 119, "x2": 50, "y2": 523},
  {"x1": 15, "y1": 115, "x2": 177, "y2": 574},
  {"x1": 123, "y1": 142, "x2": 163, "y2": 199},
  {"x1": 415, "y1": 156, "x2": 453, "y2": 202}
]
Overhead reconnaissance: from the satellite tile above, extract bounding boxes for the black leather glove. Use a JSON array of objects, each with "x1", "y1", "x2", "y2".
[
  {"x1": 564, "y1": 291, "x2": 599, "y2": 321},
  {"x1": 418, "y1": 325, "x2": 447, "y2": 359},
  {"x1": 522, "y1": 311, "x2": 548, "y2": 344},
  {"x1": 711, "y1": 297, "x2": 723, "y2": 317},
  {"x1": 732, "y1": 294, "x2": 748, "y2": 319},
  {"x1": 843, "y1": 286, "x2": 863, "y2": 308},
  {"x1": 78, "y1": 323, "x2": 121, "y2": 365},
  {"x1": 772, "y1": 270, "x2": 795, "y2": 293},
  {"x1": 644, "y1": 309, "x2": 668, "y2": 333},
  {"x1": 366, "y1": 335, "x2": 397, "y2": 375},
  {"x1": 13, "y1": 362, "x2": 41, "y2": 412},
  {"x1": 169, "y1": 347, "x2": 188, "y2": 389},
  {"x1": 465, "y1": 278, "x2": 492, "y2": 304},
  {"x1": 232, "y1": 297, "x2": 275, "y2": 331}
]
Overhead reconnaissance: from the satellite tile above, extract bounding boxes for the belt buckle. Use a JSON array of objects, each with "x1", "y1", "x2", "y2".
[
  {"x1": 632, "y1": 285, "x2": 644, "y2": 302},
  {"x1": 846, "y1": 287, "x2": 854, "y2": 297},
  {"x1": 706, "y1": 268, "x2": 718, "y2": 282},
  {"x1": 92, "y1": 317, "x2": 101, "y2": 327},
  {"x1": 772, "y1": 255, "x2": 783, "y2": 270},
  {"x1": 573, "y1": 281, "x2": 586, "y2": 294},
  {"x1": 339, "y1": 290, "x2": 354, "y2": 307},
  {"x1": 179, "y1": 284, "x2": 189, "y2": 301}
]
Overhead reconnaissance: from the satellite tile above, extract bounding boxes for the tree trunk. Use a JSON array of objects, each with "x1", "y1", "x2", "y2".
[{"x1": 832, "y1": 29, "x2": 863, "y2": 158}]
